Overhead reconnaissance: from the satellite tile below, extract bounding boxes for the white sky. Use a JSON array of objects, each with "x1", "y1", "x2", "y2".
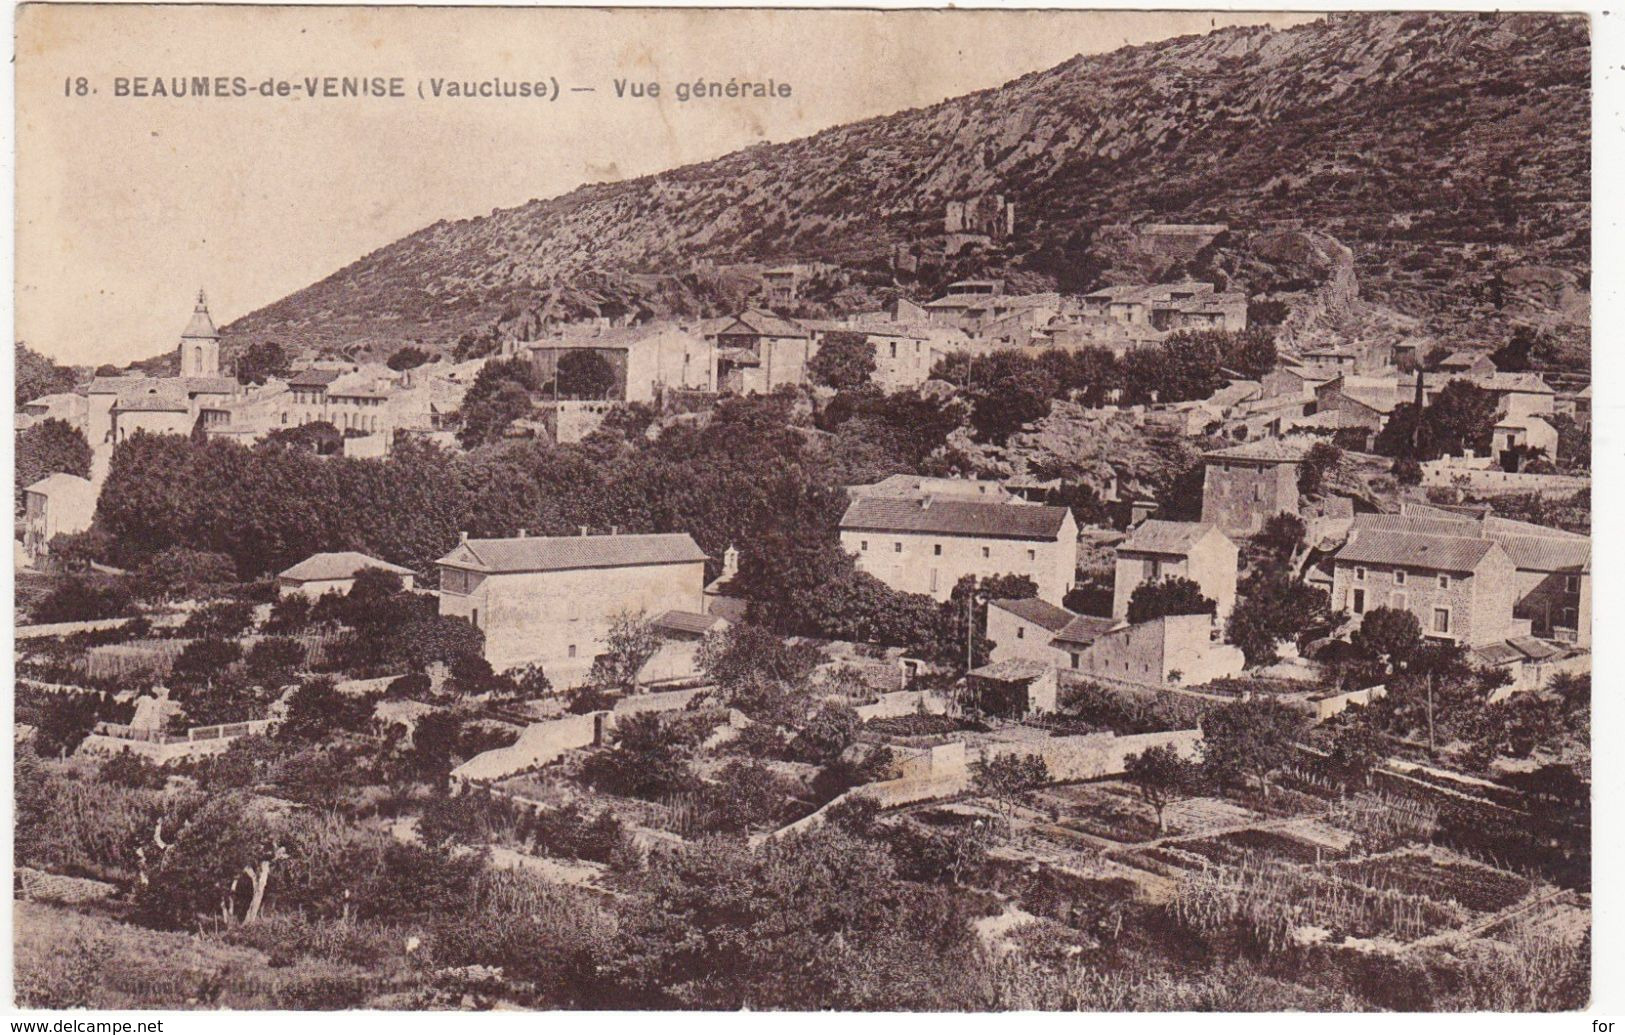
[{"x1": 16, "y1": 7, "x2": 1319, "y2": 366}]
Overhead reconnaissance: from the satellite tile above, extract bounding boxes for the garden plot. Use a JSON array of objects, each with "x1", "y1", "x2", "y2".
[
  {"x1": 1159, "y1": 795, "x2": 1258, "y2": 836},
  {"x1": 1032, "y1": 783, "x2": 1159, "y2": 844},
  {"x1": 1327, "y1": 848, "x2": 1533, "y2": 915}
]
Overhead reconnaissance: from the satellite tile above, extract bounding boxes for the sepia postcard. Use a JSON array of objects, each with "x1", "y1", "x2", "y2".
[{"x1": 10, "y1": 3, "x2": 1597, "y2": 1016}]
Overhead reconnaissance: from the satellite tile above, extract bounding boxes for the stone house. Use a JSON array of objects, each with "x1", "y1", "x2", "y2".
[
  {"x1": 713, "y1": 309, "x2": 814, "y2": 393},
  {"x1": 986, "y1": 597, "x2": 1076, "y2": 666},
  {"x1": 1331, "y1": 527, "x2": 1517, "y2": 647},
  {"x1": 840, "y1": 496, "x2": 1078, "y2": 604},
  {"x1": 1061, "y1": 613, "x2": 1245, "y2": 688},
  {"x1": 21, "y1": 473, "x2": 98, "y2": 563},
  {"x1": 435, "y1": 530, "x2": 708, "y2": 681},
  {"x1": 966, "y1": 658, "x2": 1058, "y2": 717},
  {"x1": 1373, "y1": 507, "x2": 1590, "y2": 646},
  {"x1": 1200, "y1": 439, "x2": 1312, "y2": 538},
  {"x1": 278, "y1": 551, "x2": 417, "y2": 599},
  {"x1": 1112, "y1": 520, "x2": 1238, "y2": 623},
  {"x1": 526, "y1": 324, "x2": 716, "y2": 404},
  {"x1": 1492, "y1": 414, "x2": 1559, "y2": 465}
]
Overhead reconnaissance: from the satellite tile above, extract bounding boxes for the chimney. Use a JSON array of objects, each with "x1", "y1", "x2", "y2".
[
  {"x1": 722, "y1": 545, "x2": 739, "y2": 577},
  {"x1": 580, "y1": 525, "x2": 589, "y2": 536},
  {"x1": 518, "y1": 528, "x2": 527, "y2": 538},
  {"x1": 611, "y1": 525, "x2": 620, "y2": 535},
  {"x1": 458, "y1": 531, "x2": 468, "y2": 544}
]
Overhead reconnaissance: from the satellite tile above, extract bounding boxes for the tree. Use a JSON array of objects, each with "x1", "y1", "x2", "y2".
[
  {"x1": 457, "y1": 381, "x2": 534, "y2": 447},
  {"x1": 1218, "y1": 328, "x2": 1279, "y2": 380},
  {"x1": 588, "y1": 610, "x2": 662, "y2": 694},
  {"x1": 234, "y1": 341, "x2": 290, "y2": 385},
  {"x1": 181, "y1": 600, "x2": 255, "y2": 640},
  {"x1": 1254, "y1": 512, "x2": 1306, "y2": 563},
  {"x1": 1322, "y1": 706, "x2": 1386, "y2": 786},
  {"x1": 697, "y1": 760, "x2": 797, "y2": 834},
  {"x1": 1123, "y1": 744, "x2": 1193, "y2": 832},
  {"x1": 1425, "y1": 380, "x2": 1499, "y2": 457},
  {"x1": 266, "y1": 593, "x2": 312, "y2": 635},
  {"x1": 794, "y1": 700, "x2": 861, "y2": 764},
  {"x1": 135, "y1": 548, "x2": 238, "y2": 603},
  {"x1": 511, "y1": 664, "x2": 554, "y2": 699},
  {"x1": 1226, "y1": 571, "x2": 1338, "y2": 666},
  {"x1": 30, "y1": 577, "x2": 134, "y2": 623},
  {"x1": 387, "y1": 346, "x2": 431, "y2": 371},
  {"x1": 133, "y1": 793, "x2": 287, "y2": 930},
  {"x1": 168, "y1": 638, "x2": 244, "y2": 692},
  {"x1": 16, "y1": 419, "x2": 92, "y2": 514},
  {"x1": 931, "y1": 350, "x2": 1057, "y2": 444},
  {"x1": 1297, "y1": 441, "x2": 1343, "y2": 496},
  {"x1": 807, "y1": 331, "x2": 877, "y2": 391},
  {"x1": 243, "y1": 636, "x2": 306, "y2": 686},
  {"x1": 278, "y1": 676, "x2": 368, "y2": 742},
  {"x1": 16, "y1": 343, "x2": 77, "y2": 406},
  {"x1": 555, "y1": 350, "x2": 618, "y2": 399},
  {"x1": 1126, "y1": 576, "x2": 1215, "y2": 625},
  {"x1": 970, "y1": 752, "x2": 1050, "y2": 831},
  {"x1": 1198, "y1": 698, "x2": 1308, "y2": 797},
  {"x1": 578, "y1": 712, "x2": 696, "y2": 800},
  {"x1": 34, "y1": 691, "x2": 105, "y2": 757},
  {"x1": 1351, "y1": 606, "x2": 1423, "y2": 672}
]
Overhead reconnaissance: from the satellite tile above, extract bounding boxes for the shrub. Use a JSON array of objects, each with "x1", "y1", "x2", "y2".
[{"x1": 30, "y1": 578, "x2": 135, "y2": 624}]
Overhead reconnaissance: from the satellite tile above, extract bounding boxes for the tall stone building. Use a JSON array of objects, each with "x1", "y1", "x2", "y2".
[
  {"x1": 178, "y1": 289, "x2": 221, "y2": 377},
  {"x1": 1199, "y1": 439, "x2": 1311, "y2": 538}
]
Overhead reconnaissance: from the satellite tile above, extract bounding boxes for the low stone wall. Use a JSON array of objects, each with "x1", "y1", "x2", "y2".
[
  {"x1": 855, "y1": 690, "x2": 948, "y2": 722},
  {"x1": 76, "y1": 733, "x2": 237, "y2": 764},
  {"x1": 1419, "y1": 464, "x2": 1588, "y2": 498},
  {"x1": 453, "y1": 712, "x2": 601, "y2": 784},
  {"x1": 16, "y1": 616, "x2": 134, "y2": 640},
  {"x1": 981, "y1": 728, "x2": 1203, "y2": 782},
  {"x1": 1310, "y1": 684, "x2": 1387, "y2": 723}
]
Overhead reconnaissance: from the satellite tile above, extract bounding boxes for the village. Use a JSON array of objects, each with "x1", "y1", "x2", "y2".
[{"x1": 12, "y1": 195, "x2": 1593, "y2": 1009}]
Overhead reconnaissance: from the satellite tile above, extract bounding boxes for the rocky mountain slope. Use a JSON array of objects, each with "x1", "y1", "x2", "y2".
[{"x1": 223, "y1": 11, "x2": 1588, "y2": 356}]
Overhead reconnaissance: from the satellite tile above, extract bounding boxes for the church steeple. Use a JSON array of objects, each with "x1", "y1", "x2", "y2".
[{"x1": 178, "y1": 289, "x2": 220, "y2": 377}]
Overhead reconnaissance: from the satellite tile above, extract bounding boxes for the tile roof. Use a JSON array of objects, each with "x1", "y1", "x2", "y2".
[
  {"x1": 24, "y1": 472, "x2": 95, "y2": 497},
  {"x1": 438, "y1": 532, "x2": 708, "y2": 574},
  {"x1": 652, "y1": 610, "x2": 728, "y2": 636},
  {"x1": 1354, "y1": 513, "x2": 1589, "y2": 572},
  {"x1": 720, "y1": 309, "x2": 809, "y2": 338},
  {"x1": 1119, "y1": 520, "x2": 1222, "y2": 556},
  {"x1": 279, "y1": 551, "x2": 416, "y2": 582},
  {"x1": 968, "y1": 658, "x2": 1051, "y2": 682},
  {"x1": 1334, "y1": 530, "x2": 1503, "y2": 573},
  {"x1": 1051, "y1": 614, "x2": 1117, "y2": 646},
  {"x1": 990, "y1": 597, "x2": 1076, "y2": 633},
  {"x1": 1476, "y1": 372, "x2": 1554, "y2": 394},
  {"x1": 287, "y1": 368, "x2": 345, "y2": 388},
  {"x1": 1203, "y1": 438, "x2": 1315, "y2": 463},
  {"x1": 840, "y1": 497, "x2": 1070, "y2": 541}
]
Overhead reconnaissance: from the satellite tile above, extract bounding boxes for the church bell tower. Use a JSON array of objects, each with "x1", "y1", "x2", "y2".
[{"x1": 178, "y1": 289, "x2": 221, "y2": 377}]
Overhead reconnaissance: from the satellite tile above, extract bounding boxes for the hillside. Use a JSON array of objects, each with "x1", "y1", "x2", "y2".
[{"x1": 223, "y1": 11, "x2": 1589, "y2": 356}]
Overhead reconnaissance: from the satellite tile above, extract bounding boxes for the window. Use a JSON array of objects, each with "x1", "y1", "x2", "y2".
[
  {"x1": 1355, "y1": 567, "x2": 1366, "y2": 582},
  {"x1": 981, "y1": 546, "x2": 990, "y2": 559},
  {"x1": 1565, "y1": 575, "x2": 1581, "y2": 593},
  {"x1": 1432, "y1": 608, "x2": 1450, "y2": 634},
  {"x1": 1392, "y1": 592, "x2": 1408, "y2": 610},
  {"x1": 1438, "y1": 574, "x2": 1450, "y2": 590},
  {"x1": 889, "y1": 342, "x2": 897, "y2": 359},
  {"x1": 1016, "y1": 627, "x2": 1025, "y2": 640},
  {"x1": 1070, "y1": 653, "x2": 1080, "y2": 669},
  {"x1": 568, "y1": 644, "x2": 577, "y2": 658},
  {"x1": 894, "y1": 542, "x2": 903, "y2": 554},
  {"x1": 933, "y1": 544, "x2": 942, "y2": 556},
  {"x1": 1352, "y1": 588, "x2": 1365, "y2": 614},
  {"x1": 861, "y1": 540, "x2": 868, "y2": 551},
  {"x1": 1394, "y1": 570, "x2": 1407, "y2": 586},
  {"x1": 1027, "y1": 549, "x2": 1036, "y2": 562},
  {"x1": 471, "y1": 608, "x2": 479, "y2": 628},
  {"x1": 929, "y1": 569, "x2": 938, "y2": 593}
]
